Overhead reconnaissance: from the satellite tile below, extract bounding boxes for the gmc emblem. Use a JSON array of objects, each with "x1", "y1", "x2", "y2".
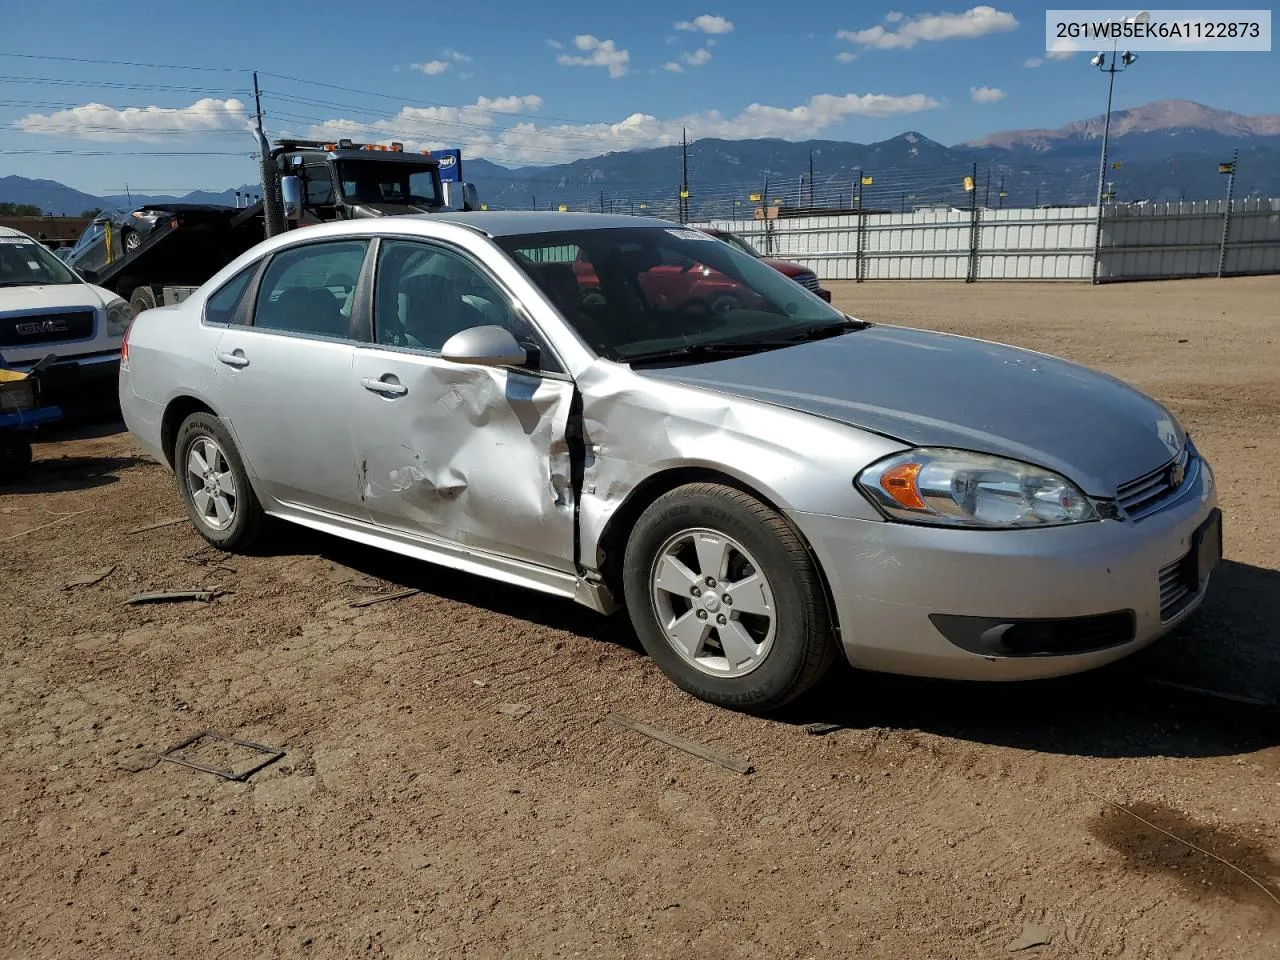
[{"x1": 15, "y1": 318, "x2": 68, "y2": 336}]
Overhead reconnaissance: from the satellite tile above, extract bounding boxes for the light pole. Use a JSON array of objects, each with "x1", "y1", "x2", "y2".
[
  {"x1": 1090, "y1": 45, "x2": 1138, "y2": 205},
  {"x1": 1088, "y1": 11, "x2": 1146, "y2": 283},
  {"x1": 1090, "y1": 10, "x2": 1147, "y2": 204}
]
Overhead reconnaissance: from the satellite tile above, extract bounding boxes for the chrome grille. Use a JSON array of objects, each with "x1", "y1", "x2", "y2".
[
  {"x1": 1158, "y1": 554, "x2": 1195, "y2": 621},
  {"x1": 792, "y1": 272, "x2": 821, "y2": 293},
  {"x1": 1116, "y1": 446, "x2": 1191, "y2": 520}
]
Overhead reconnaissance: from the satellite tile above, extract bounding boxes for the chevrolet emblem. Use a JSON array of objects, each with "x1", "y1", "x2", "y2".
[{"x1": 1170, "y1": 460, "x2": 1185, "y2": 488}]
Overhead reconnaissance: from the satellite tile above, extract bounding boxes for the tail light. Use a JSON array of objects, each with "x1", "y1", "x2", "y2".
[{"x1": 120, "y1": 317, "x2": 133, "y2": 368}]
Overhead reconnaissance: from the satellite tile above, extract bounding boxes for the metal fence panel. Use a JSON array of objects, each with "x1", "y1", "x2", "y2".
[{"x1": 696, "y1": 198, "x2": 1280, "y2": 283}]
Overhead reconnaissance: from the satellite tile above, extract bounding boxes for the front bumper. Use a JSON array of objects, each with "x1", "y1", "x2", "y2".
[{"x1": 790, "y1": 454, "x2": 1219, "y2": 681}]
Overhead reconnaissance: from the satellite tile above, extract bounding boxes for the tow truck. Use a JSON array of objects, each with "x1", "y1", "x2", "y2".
[{"x1": 79, "y1": 137, "x2": 479, "y2": 316}]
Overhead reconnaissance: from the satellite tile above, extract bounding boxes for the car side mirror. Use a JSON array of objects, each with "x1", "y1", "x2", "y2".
[
  {"x1": 440, "y1": 325, "x2": 527, "y2": 367},
  {"x1": 78, "y1": 268, "x2": 98, "y2": 282}
]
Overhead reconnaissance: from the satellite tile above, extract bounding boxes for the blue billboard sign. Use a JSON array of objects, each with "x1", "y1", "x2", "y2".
[{"x1": 436, "y1": 149, "x2": 462, "y2": 182}]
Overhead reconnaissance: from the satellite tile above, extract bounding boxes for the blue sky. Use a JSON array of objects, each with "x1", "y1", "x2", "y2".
[{"x1": 2, "y1": 1, "x2": 1276, "y2": 195}]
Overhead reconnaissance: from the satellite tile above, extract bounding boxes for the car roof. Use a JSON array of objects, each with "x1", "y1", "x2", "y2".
[
  {"x1": 0, "y1": 225, "x2": 35, "y2": 239},
  {"x1": 424, "y1": 210, "x2": 680, "y2": 236}
]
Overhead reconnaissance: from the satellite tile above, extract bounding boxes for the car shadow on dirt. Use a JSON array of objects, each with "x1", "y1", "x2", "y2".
[
  {"x1": 784, "y1": 559, "x2": 1280, "y2": 760},
  {"x1": 271, "y1": 524, "x2": 640, "y2": 651},
  {"x1": 3, "y1": 454, "x2": 151, "y2": 494}
]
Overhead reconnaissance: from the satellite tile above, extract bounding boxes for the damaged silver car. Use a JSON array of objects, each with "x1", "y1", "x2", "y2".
[{"x1": 119, "y1": 212, "x2": 1220, "y2": 712}]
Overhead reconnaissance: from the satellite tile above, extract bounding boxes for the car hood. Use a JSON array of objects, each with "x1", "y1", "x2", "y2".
[
  {"x1": 641, "y1": 325, "x2": 1185, "y2": 495},
  {"x1": 0, "y1": 283, "x2": 108, "y2": 315},
  {"x1": 759, "y1": 256, "x2": 810, "y2": 278}
]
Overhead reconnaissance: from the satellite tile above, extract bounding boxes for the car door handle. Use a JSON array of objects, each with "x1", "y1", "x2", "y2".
[
  {"x1": 217, "y1": 351, "x2": 249, "y2": 368},
  {"x1": 360, "y1": 376, "x2": 408, "y2": 397}
]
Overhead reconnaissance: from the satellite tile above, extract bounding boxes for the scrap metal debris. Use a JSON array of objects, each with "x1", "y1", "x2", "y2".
[
  {"x1": 125, "y1": 517, "x2": 188, "y2": 535},
  {"x1": 607, "y1": 712, "x2": 754, "y2": 775},
  {"x1": 803, "y1": 722, "x2": 843, "y2": 736},
  {"x1": 125, "y1": 588, "x2": 224, "y2": 605},
  {"x1": 64, "y1": 565, "x2": 115, "y2": 589},
  {"x1": 1007, "y1": 925, "x2": 1053, "y2": 952},
  {"x1": 158, "y1": 730, "x2": 285, "y2": 782},
  {"x1": 350, "y1": 588, "x2": 421, "y2": 608}
]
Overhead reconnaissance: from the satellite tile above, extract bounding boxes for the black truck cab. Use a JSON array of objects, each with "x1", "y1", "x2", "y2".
[{"x1": 274, "y1": 139, "x2": 451, "y2": 225}]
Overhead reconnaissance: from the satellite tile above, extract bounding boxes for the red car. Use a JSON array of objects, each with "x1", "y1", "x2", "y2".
[
  {"x1": 567, "y1": 228, "x2": 830, "y2": 317},
  {"x1": 703, "y1": 228, "x2": 831, "y2": 302}
]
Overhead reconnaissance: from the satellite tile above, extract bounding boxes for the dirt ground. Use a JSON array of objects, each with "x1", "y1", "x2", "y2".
[{"x1": 3, "y1": 277, "x2": 1279, "y2": 960}]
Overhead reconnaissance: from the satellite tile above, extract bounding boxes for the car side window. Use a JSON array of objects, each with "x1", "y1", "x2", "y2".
[
  {"x1": 204, "y1": 264, "x2": 257, "y2": 326},
  {"x1": 252, "y1": 240, "x2": 368, "y2": 339},
  {"x1": 373, "y1": 239, "x2": 562, "y2": 373}
]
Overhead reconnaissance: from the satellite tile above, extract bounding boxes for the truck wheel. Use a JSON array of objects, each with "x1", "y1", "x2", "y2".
[
  {"x1": 173, "y1": 412, "x2": 265, "y2": 552},
  {"x1": 621, "y1": 482, "x2": 838, "y2": 714},
  {"x1": 0, "y1": 441, "x2": 33, "y2": 484},
  {"x1": 129, "y1": 285, "x2": 158, "y2": 315}
]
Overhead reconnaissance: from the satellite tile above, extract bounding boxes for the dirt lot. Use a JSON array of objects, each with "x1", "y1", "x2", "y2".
[{"x1": 3, "y1": 277, "x2": 1279, "y2": 960}]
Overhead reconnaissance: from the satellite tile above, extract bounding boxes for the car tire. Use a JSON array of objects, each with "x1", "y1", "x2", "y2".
[
  {"x1": 173, "y1": 412, "x2": 264, "y2": 552},
  {"x1": 129, "y1": 285, "x2": 158, "y2": 315},
  {"x1": 121, "y1": 228, "x2": 140, "y2": 252},
  {"x1": 709, "y1": 293, "x2": 740, "y2": 316},
  {"x1": 622, "y1": 482, "x2": 838, "y2": 713}
]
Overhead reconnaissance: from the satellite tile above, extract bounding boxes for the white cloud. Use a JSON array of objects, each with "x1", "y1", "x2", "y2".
[
  {"x1": 16, "y1": 97, "x2": 249, "y2": 141},
  {"x1": 555, "y1": 35, "x2": 630, "y2": 78},
  {"x1": 885, "y1": 11, "x2": 905, "y2": 22},
  {"x1": 838, "y1": 5, "x2": 1017, "y2": 50},
  {"x1": 970, "y1": 85, "x2": 1005, "y2": 103},
  {"x1": 301, "y1": 90, "x2": 939, "y2": 166},
  {"x1": 680, "y1": 48, "x2": 712, "y2": 67},
  {"x1": 1023, "y1": 56, "x2": 1043, "y2": 67},
  {"x1": 674, "y1": 14, "x2": 734, "y2": 34},
  {"x1": 411, "y1": 48, "x2": 472, "y2": 75},
  {"x1": 836, "y1": 51, "x2": 858, "y2": 63},
  {"x1": 546, "y1": 39, "x2": 564, "y2": 49},
  {"x1": 663, "y1": 61, "x2": 685, "y2": 73}
]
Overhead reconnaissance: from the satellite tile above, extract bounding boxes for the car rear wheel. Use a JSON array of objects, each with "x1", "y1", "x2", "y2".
[
  {"x1": 622, "y1": 482, "x2": 838, "y2": 713},
  {"x1": 121, "y1": 228, "x2": 140, "y2": 252},
  {"x1": 173, "y1": 412, "x2": 264, "y2": 551}
]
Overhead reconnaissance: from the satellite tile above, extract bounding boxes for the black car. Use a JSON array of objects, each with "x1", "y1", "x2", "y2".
[{"x1": 64, "y1": 204, "x2": 227, "y2": 274}]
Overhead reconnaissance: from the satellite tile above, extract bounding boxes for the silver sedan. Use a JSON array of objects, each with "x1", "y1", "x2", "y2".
[{"x1": 118, "y1": 212, "x2": 1221, "y2": 713}]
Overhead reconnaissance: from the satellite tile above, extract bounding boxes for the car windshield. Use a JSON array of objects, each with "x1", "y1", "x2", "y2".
[
  {"x1": 715, "y1": 232, "x2": 762, "y2": 257},
  {"x1": 496, "y1": 226, "x2": 850, "y2": 362},
  {"x1": 0, "y1": 235, "x2": 81, "y2": 287},
  {"x1": 337, "y1": 160, "x2": 441, "y2": 206}
]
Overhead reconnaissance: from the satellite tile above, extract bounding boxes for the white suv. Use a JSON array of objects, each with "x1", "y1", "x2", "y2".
[{"x1": 0, "y1": 226, "x2": 132, "y2": 397}]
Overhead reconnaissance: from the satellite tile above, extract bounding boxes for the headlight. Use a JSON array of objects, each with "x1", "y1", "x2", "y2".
[
  {"x1": 105, "y1": 298, "x2": 133, "y2": 336},
  {"x1": 856, "y1": 448, "x2": 1097, "y2": 528}
]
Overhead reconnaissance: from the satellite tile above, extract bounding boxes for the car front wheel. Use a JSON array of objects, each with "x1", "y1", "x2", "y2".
[
  {"x1": 173, "y1": 412, "x2": 264, "y2": 551},
  {"x1": 622, "y1": 482, "x2": 838, "y2": 713}
]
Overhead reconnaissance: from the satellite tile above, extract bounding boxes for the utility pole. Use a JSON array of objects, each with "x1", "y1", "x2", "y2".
[
  {"x1": 967, "y1": 162, "x2": 980, "y2": 283},
  {"x1": 808, "y1": 150, "x2": 814, "y2": 207},
  {"x1": 531, "y1": 193, "x2": 536, "y2": 210},
  {"x1": 680, "y1": 127, "x2": 689, "y2": 223},
  {"x1": 984, "y1": 169, "x2": 991, "y2": 207},
  {"x1": 1217, "y1": 148, "x2": 1238, "y2": 279},
  {"x1": 900, "y1": 192, "x2": 906, "y2": 215},
  {"x1": 998, "y1": 175, "x2": 1006, "y2": 209},
  {"x1": 599, "y1": 189, "x2": 604, "y2": 213}
]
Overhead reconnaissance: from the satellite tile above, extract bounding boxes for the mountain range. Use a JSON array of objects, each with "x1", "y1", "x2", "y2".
[{"x1": 2, "y1": 100, "x2": 1276, "y2": 219}]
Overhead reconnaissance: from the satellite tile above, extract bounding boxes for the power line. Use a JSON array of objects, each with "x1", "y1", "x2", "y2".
[{"x1": 0, "y1": 51, "x2": 248, "y2": 72}]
